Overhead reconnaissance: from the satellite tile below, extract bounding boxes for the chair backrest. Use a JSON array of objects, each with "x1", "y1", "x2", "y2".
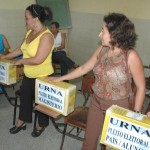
[
  {"x1": 81, "y1": 74, "x2": 95, "y2": 94},
  {"x1": 64, "y1": 106, "x2": 89, "y2": 129}
]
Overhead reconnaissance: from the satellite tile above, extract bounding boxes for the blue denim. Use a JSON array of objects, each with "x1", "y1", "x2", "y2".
[{"x1": 0, "y1": 86, "x2": 2, "y2": 92}]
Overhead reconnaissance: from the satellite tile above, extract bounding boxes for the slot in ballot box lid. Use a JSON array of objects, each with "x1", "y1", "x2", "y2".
[{"x1": 100, "y1": 105, "x2": 150, "y2": 150}]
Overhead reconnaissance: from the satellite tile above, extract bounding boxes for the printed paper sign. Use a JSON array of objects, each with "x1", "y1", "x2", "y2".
[
  {"x1": 104, "y1": 116, "x2": 150, "y2": 150},
  {"x1": 37, "y1": 82, "x2": 65, "y2": 113},
  {"x1": 0, "y1": 64, "x2": 7, "y2": 83}
]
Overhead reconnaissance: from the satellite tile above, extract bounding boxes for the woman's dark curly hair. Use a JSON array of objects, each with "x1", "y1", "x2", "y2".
[
  {"x1": 26, "y1": 4, "x2": 53, "y2": 23},
  {"x1": 104, "y1": 13, "x2": 137, "y2": 50}
]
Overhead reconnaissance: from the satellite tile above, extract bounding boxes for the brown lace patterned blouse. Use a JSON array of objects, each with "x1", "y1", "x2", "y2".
[{"x1": 92, "y1": 46, "x2": 131, "y2": 100}]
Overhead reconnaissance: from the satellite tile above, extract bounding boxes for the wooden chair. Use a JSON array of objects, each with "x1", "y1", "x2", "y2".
[
  {"x1": 52, "y1": 29, "x2": 71, "y2": 75},
  {"x1": 33, "y1": 105, "x2": 66, "y2": 150},
  {"x1": 34, "y1": 74, "x2": 95, "y2": 149},
  {"x1": 59, "y1": 74, "x2": 94, "y2": 149},
  {"x1": 12, "y1": 73, "x2": 95, "y2": 126}
]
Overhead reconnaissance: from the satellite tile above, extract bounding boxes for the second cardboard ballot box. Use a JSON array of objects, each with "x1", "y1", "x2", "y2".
[
  {"x1": 100, "y1": 105, "x2": 150, "y2": 150},
  {"x1": 35, "y1": 77, "x2": 77, "y2": 116},
  {"x1": 0, "y1": 59, "x2": 24, "y2": 85}
]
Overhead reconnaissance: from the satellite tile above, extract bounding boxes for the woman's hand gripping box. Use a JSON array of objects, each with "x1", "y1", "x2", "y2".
[
  {"x1": 100, "y1": 105, "x2": 150, "y2": 150},
  {"x1": 35, "y1": 77, "x2": 77, "y2": 116}
]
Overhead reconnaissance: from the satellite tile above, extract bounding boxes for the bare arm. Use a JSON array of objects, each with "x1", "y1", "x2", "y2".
[
  {"x1": 13, "y1": 33, "x2": 54, "y2": 65},
  {"x1": 2, "y1": 35, "x2": 11, "y2": 54},
  {"x1": 0, "y1": 36, "x2": 25, "y2": 59},
  {"x1": 128, "y1": 50, "x2": 145, "y2": 112},
  {"x1": 48, "y1": 46, "x2": 101, "y2": 82},
  {"x1": 0, "y1": 48, "x2": 22, "y2": 59}
]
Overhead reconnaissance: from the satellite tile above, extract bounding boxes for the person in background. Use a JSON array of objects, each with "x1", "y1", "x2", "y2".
[
  {"x1": 0, "y1": 34, "x2": 10, "y2": 54},
  {"x1": 50, "y1": 21, "x2": 78, "y2": 76},
  {"x1": 47, "y1": 13, "x2": 145, "y2": 150},
  {"x1": 0, "y1": 4, "x2": 54, "y2": 137},
  {"x1": 0, "y1": 34, "x2": 11, "y2": 94}
]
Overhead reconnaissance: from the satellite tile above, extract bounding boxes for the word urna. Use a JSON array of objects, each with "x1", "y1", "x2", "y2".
[
  {"x1": 110, "y1": 117, "x2": 150, "y2": 137},
  {"x1": 39, "y1": 83, "x2": 63, "y2": 97}
]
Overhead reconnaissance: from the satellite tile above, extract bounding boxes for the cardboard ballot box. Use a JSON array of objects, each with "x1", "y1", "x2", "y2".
[
  {"x1": 35, "y1": 77, "x2": 77, "y2": 116},
  {"x1": 100, "y1": 105, "x2": 150, "y2": 150},
  {"x1": 0, "y1": 59, "x2": 24, "y2": 85}
]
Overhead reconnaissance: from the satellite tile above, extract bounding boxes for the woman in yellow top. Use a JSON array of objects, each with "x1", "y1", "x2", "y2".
[{"x1": 0, "y1": 4, "x2": 54, "y2": 137}]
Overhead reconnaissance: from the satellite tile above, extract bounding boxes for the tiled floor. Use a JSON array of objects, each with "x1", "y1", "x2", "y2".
[{"x1": 0, "y1": 80, "x2": 150, "y2": 150}]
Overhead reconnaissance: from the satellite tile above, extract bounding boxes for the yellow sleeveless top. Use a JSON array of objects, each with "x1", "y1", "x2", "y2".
[{"x1": 21, "y1": 28, "x2": 54, "y2": 78}]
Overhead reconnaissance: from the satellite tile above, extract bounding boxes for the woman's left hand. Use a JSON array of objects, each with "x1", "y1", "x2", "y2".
[
  {"x1": 147, "y1": 112, "x2": 150, "y2": 119},
  {"x1": 46, "y1": 76, "x2": 63, "y2": 82}
]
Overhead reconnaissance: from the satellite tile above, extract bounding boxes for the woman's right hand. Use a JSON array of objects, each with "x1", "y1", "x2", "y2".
[{"x1": 46, "y1": 76, "x2": 63, "y2": 82}]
